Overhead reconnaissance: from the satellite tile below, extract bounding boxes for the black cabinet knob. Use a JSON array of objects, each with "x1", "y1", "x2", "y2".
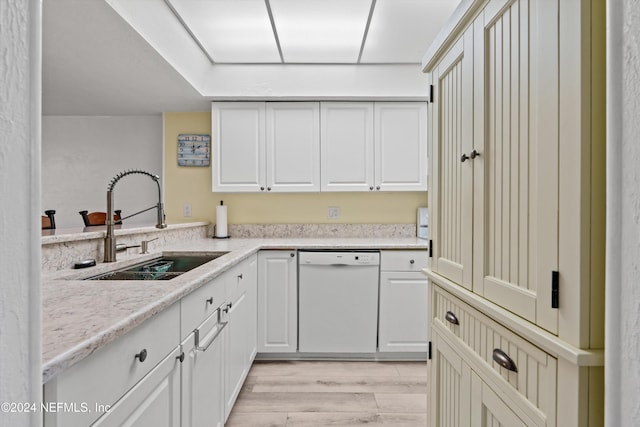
[
  {"x1": 460, "y1": 153, "x2": 469, "y2": 162},
  {"x1": 290, "y1": 253, "x2": 295, "y2": 257},
  {"x1": 470, "y1": 149, "x2": 481, "y2": 159},
  {"x1": 260, "y1": 187, "x2": 265, "y2": 191},
  {"x1": 135, "y1": 349, "x2": 148, "y2": 363},
  {"x1": 206, "y1": 297, "x2": 214, "y2": 305},
  {"x1": 176, "y1": 352, "x2": 185, "y2": 363},
  {"x1": 410, "y1": 259, "x2": 415, "y2": 264}
]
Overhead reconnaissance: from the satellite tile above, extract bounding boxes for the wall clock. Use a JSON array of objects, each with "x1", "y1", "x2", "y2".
[{"x1": 178, "y1": 134, "x2": 210, "y2": 166}]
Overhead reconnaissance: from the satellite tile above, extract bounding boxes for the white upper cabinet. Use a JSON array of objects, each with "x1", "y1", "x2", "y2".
[
  {"x1": 214, "y1": 101, "x2": 428, "y2": 193},
  {"x1": 320, "y1": 102, "x2": 375, "y2": 192},
  {"x1": 266, "y1": 103, "x2": 320, "y2": 192},
  {"x1": 375, "y1": 102, "x2": 428, "y2": 191},
  {"x1": 212, "y1": 102, "x2": 266, "y2": 192}
]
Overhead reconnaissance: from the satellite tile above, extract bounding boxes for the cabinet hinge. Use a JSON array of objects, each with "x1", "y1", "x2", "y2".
[
  {"x1": 429, "y1": 85, "x2": 434, "y2": 103},
  {"x1": 551, "y1": 271, "x2": 559, "y2": 308},
  {"x1": 428, "y1": 240, "x2": 433, "y2": 258},
  {"x1": 428, "y1": 341, "x2": 432, "y2": 360}
]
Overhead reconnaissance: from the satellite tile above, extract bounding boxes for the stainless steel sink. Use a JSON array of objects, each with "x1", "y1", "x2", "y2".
[{"x1": 86, "y1": 252, "x2": 229, "y2": 281}]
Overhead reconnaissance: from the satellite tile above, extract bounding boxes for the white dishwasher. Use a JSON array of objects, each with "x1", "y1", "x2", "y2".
[{"x1": 298, "y1": 250, "x2": 380, "y2": 353}]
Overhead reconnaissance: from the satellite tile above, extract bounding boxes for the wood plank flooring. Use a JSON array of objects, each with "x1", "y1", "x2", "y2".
[{"x1": 226, "y1": 361, "x2": 428, "y2": 426}]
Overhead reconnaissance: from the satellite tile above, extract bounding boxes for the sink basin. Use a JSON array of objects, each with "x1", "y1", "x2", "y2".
[{"x1": 86, "y1": 252, "x2": 229, "y2": 281}]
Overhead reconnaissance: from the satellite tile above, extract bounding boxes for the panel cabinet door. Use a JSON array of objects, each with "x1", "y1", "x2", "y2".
[
  {"x1": 257, "y1": 251, "x2": 298, "y2": 353},
  {"x1": 430, "y1": 330, "x2": 471, "y2": 427},
  {"x1": 180, "y1": 320, "x2": 224, "y2": 427},
  {"x1": 378, "y1": 271, "x2": 429, "y2": 352},
  {"x1": 266, "y1": 102, "x2": 320, "y2": 192},
  {"x1": 473, "y1": 0, "x2": 559, "y2": 333},
  {"x1": 470, "y1": 371, "x2": 538, "y2": 427},
  {"x1": 429, "y1": 30, "x2": 474, "y2": 290},
  {"x1": 92, "y1": 347, "x2": 181, "y2": 427},
  {"x1": 224, "y1": 274, "x2": 251, "y2": 420},
  {"x1": 374, "y1": 102, "x2": 428, "y2": 191},
  {"x1": 212, "y1": 102, "x2": 266, "y2": 192},
  {"x1": 320, "y1": 102, "x2": 375, "y2": 191}
]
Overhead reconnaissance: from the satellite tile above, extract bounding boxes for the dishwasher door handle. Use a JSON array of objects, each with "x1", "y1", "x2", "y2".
[{"x1": 329, "y1": 263, "x2": 349, "y2": 267}]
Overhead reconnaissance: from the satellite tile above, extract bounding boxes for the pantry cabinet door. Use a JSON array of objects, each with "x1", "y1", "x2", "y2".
[
  {"x1": 212, "y1": 102, "x2": 266, "y2": 192},
  {"x1": 266, "y1": 102, "x2": 320, "y2": 192},
  {"x1": 429, "y1": 30, "x2": 474, "y2": 290},
  {"x1": 470, "y1": 371, "x2": 537, "y2": 427},
  {"x1": 430, "y1": 330, "x2": 471, "y2": 427},
  {"x1": 320, "y1": 102, "x2": 375, "y2": 192},
  {"x1": 473, "y1": 0, "x2": 559, "y2": 334},
  {"x1": 374, "y1": 102, "x2": 428, "y2": 191}
]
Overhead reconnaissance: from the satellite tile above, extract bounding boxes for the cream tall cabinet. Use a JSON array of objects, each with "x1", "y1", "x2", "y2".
[{"x1": 424, "y1": 0, "x2": 605, "y2": 426}]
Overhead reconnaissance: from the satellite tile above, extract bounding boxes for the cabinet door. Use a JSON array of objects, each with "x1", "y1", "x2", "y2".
[
  {"x1": 429, "y1": 31, "x2": 474, "y2": 290},
  {"x1": 473, "y1": 0, "x2": 559, "y2": 333},
  {"x1": 470, "y1": 371, "x2": 537, "y2": 427},
  {"x1": 266, "y1": 102, "x2": 320, "y2": 192},
  {"x1": 224, "y1": 262, "x2": 254, "y2": 420},
  {"x1": 374, "y1": 102, "x2": 428, "y2": 191},
  {"x1": 181, "y1": 315, "x2": 224, "y2": 427},
  {"x1": 92, "y1": 347, "x2": 181, "y2": 427},
  {"x1": 378, "y1": 271, "x2": 429, "y2": 352},
  {"x1": 320, "y1": 102, "x2": 375, "y2": 191},
  {"x1": 257, "y1": 251, "x2": 298, "y2": 353},
  {"x1": 430, "y1": 330, "x2": 471, "y2": 427},
  {"x1": 212, "y1": 102, "x2": 266, "y2": 192}
]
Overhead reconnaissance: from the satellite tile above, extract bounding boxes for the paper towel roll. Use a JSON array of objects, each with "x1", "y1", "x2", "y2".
[{"x1": 215, "y1": 202, "x2": 228, "y2": 238}]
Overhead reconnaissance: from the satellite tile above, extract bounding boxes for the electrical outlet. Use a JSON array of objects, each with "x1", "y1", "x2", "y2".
[
  {"x1": 327, "y1": 207, "x2": 340, "y2": 219},
  {"x1": 183, "y1": 203, "x2": 192, "y2": 217}
]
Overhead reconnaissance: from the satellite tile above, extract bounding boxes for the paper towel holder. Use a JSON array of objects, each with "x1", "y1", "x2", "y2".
[{"x1": 213, "y1": 200, "x2": 231, "y2": 239}]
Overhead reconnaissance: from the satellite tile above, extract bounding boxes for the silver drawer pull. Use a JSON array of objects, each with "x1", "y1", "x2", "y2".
[
  {"x1": 492, "y1": 349, "x2": 518, "y2": 372},
  {"x1": 445, "y1": 311, "x2": 459, "y2": 325},
  {"x1": 195, "y1": 319, "x2": 228, "y2": 352}
]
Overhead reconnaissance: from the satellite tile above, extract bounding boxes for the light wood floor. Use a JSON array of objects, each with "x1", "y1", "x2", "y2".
[{"x1": 226, "y1": 360, "x2": 428, "y2": 426}]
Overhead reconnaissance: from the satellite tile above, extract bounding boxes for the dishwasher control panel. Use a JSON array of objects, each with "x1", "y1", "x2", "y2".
[{"x1": 299, "y1": 251, "x2": 380, "y2": 266}]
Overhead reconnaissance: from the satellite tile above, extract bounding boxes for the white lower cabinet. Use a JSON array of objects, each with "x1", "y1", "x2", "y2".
[
  {"x1": 257, "y1": 250, "x2": 298, "y2": 353},
  {"x1": 43, "y1": 303, "x2": 180, "y2": 427},
  {"x1": 378, "y1": 250, "x2": 429, "y2": 353},
  {"x1": 92, "y1": 347, "x2": 182, "y2": 427},
  {"x1": 224, "y1": 255, "x2": 258, "y2": 420},
  {"x1": 180, "y1": 309, "x2": 225, "y2": 427}
]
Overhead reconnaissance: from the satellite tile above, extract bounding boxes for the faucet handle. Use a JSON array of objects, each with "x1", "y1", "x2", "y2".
[{"x1": 141, "y1": 237, "x2": 159, "y2": 254}]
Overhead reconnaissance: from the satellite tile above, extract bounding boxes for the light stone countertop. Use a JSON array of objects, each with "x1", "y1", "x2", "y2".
[{"x1": 42, "y1": 236, "x2": 428, "y2": 383}]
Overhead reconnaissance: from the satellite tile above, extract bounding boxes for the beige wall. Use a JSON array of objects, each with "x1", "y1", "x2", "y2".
[{"x1": 164, "y1": 111, "x2": 427, "y2": 225}]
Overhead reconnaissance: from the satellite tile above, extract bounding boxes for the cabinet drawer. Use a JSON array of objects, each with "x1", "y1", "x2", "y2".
[
  {"x1": 380, "y1": 250, "x2": 428, "y2": 271},
  {"x1": 432, "y1": 285, "x2": 557, "y2": 418},
  {"x1": 43, "y1": 303, "x2": 179, "y2": 427},
  {"x1": 181, "y1": 274, "x2": 227, "y2": 339}
]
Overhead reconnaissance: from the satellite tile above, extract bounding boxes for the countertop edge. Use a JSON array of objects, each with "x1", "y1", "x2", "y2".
[{"x1": 42, "y1": 238, "x2": 428, "y2": 382}]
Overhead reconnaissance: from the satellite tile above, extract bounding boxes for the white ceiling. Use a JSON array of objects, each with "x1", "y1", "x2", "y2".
[{"x1": 42, "y1": 0, "x2": 459, "y2": 115}]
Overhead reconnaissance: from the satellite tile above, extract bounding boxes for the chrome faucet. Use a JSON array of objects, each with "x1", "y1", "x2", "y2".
[{"x1": 104, "y1": 169, "x2": 167, "y2": 262}]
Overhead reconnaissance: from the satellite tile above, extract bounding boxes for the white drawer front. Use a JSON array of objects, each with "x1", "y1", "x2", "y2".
[
  {"x1": 181, "y1": 274, "x2": 227, "y2": 339},
  {"x1": 380, "y1": 250, "x2": 428, "y2": 271},
  {"x1": 44, "y1": 303, "x2": 179, "y2": 427},
  {"x1": 433, "y1": 285, "x2": 557, "y2": 418}
]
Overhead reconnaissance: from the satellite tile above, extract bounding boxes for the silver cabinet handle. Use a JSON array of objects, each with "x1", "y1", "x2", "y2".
[
  {"x1": 445, "y1": 311, "x2": 459, "y2": 325},
  {"x1": 195, "y1": 310, "x2": 228, "y2": 352},
  {"x1": 492, "y1": 349, "x2": 518, "y2": 372}
]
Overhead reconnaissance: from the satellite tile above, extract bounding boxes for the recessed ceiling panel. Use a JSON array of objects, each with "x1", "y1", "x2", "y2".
[
  {"x1": 270, "y1": 0, "x2": 373, "y2": 63},
  {"x1": 168, "y1": 0, "x2": 281, "y2": 63},
  {"x1": 360, "y1": 0, "x2": 459, "y2": 63}
]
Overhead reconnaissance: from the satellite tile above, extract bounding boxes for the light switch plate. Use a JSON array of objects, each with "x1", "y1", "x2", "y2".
[{"x1": 183, "y1": 203, "x2": 192, "y2": 217}]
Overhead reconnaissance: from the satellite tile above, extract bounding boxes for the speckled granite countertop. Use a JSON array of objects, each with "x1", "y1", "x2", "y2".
[{"x1": 42, "y1": 237, "x2": 428, "y2": 383}]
